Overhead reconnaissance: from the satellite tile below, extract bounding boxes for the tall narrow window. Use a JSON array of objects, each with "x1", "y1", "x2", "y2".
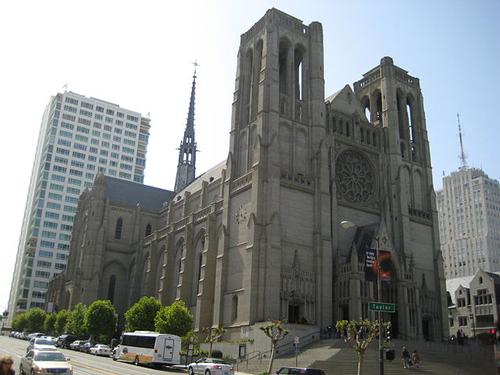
[
  {"x1": 114, "y1": 218, "x2": 123, "y2": 239},
  {"x1": 279, "y1": 40, "x2": 290, "y2": 96},
  {"x1": 376, "y1": 93, "x2": 383, "y2": 124},
  {"x1": 145, "y1": 224, "x2": 152, "y2": 237},
  {"x1": 407, "y1": 98, "x2": 415, "y2": 143},
  {"x1": 232, "y1": 294, "x2": 239, "y2": 321},
  {"x1": 196, "y1": 252, "x2": 203, "y2": 294},
  {"x1": 294, "y1": 47, "x2": 304, "y2": 101},
  {"x1": 107, "y1": 275, "x2": 116, "y2": 302},
  {"x1": 397, "y1": 93, "x2": 405, "y2": 139}
]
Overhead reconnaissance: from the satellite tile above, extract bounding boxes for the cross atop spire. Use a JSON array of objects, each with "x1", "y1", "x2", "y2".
[{"x1": 175, "y1": 63, "x2": 199, "y2": 192}]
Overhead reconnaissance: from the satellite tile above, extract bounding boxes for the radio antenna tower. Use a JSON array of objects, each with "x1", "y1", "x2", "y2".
[{"x1": 457, "y1": 113, "x2": 468, "y2": 170}]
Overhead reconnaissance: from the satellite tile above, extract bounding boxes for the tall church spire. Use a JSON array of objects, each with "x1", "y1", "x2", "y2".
[{"x1": 174, "y1": 63, "x2": 199, "y2": 192}]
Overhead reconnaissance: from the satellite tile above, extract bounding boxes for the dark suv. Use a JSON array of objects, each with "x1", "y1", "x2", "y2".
[
  {"x1": 276, "y1": 368, "x2": 326, "y2": 375},
  {"x1": 56, "y1": 334, "x2": 78, "y2": 349}
]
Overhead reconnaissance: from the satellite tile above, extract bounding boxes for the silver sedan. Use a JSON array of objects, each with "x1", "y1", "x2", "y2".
[{"x1": 188, "y1": 358, "x2": 234, "y2": 375}]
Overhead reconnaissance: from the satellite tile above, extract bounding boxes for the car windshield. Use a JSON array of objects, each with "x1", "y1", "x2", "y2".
[
  {"x1": 34, "y1": 352, "x2": 66, "y2": 362},
  {"x1": 35, "y1": 339, "x2": 56, "y2": 346}
]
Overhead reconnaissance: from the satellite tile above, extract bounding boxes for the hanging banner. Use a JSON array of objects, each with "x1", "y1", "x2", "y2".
[{"x1": 365, "y1": 249, "x2": 392, "y2": 282}]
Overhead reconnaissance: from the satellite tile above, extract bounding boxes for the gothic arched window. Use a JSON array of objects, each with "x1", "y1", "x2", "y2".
[
  {"x1": 107, "y1": 275, "x2": 116, "y2": 302},
  {"x1": 145, "y1": 223, "x2": 152, "y2": 237},
  {"x1": 114, "y1": 218, "x2": 123, "y2": 240},
  {"x1": 232, "y1": 294, "x2": 239, "y2": 321}
]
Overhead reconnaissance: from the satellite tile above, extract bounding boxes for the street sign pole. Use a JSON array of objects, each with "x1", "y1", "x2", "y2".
[
  {"x1": 294, "y1": 336, "x2": 299, "y2": 367},
  {"x1": 376, "y1": 237, "x2": 384, "y2": 375}
]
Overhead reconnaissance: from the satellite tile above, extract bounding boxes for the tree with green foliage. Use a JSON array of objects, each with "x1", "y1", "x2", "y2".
[
  {"x1": 25, "y1": 308, "x2": 46, "y2": 332},
  {"x1": 155, "y1": 300, "x2": 193, "y2": 337},
  {"x1": 66, "y1": 303, "x2": 87, "y2": 337},
  {"x1": 55, "y1": 309, "x2": 70, "y2": 335},
  {"x1": 124, "y1": 296, "x2": 162, "y2": 332},
  {"x1": 84, "y1": 300, "x2": 117, "y2": 343},
  {"x1": 202, "y1": 326, "x2": 226, "y2": 356},
  {"x1": 44, "y1": 313, "x2": 57, "y2": 335},
  {"x1": 336, "y1": 319, "x2": 390, "y2": 375},
  {"x1": 12, "y1": 312, "x2": 28, "y2": 332},
  {"x1": 260, "y1": 321, "x2": 288, "y2": 375}
]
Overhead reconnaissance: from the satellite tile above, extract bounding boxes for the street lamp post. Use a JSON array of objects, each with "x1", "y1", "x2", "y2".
[{"x1": 341, "y1": 221, "x2": 384, "y2": 375}]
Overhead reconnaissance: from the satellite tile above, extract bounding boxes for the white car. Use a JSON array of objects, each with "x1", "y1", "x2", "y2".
[
  {"x1": 188, "y1": 358, "x2": 234, "y2": 375},
  {"x1": 27, "y1": 337, "x2": 57, "y2": 352},
  {"x1": 19, "y1": 349, "x2": 73, "y2": 375},
  {"x1": 90, "y1": 344, "x2": 112, "y2": 356}
]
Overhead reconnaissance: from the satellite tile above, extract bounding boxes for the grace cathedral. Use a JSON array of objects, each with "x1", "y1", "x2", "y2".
[{"x1": 48, "y1": 8, "x2": 448, "y2": 349}]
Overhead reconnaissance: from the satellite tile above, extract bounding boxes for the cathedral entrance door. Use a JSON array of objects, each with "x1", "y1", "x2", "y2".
[
  {"x1": 422, "y1": 318, "x2": 431, "y2": 341},
  {"x1": 288, "y1": 304, "x2": 300, "y2": 323}
]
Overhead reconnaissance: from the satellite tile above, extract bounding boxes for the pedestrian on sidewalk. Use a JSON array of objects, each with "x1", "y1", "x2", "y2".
[
  {"x1": 401, "y1": 346, "x2": 411, "y2": 369},
  {"x1": 0, "y1": 355, "x2": 15, "y2": 375},
  {"x1": 411, "y1": 350, "x2": 421, "y2": 369}
]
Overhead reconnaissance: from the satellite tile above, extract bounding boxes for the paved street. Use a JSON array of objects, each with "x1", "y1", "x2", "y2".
[{"x1": 0, "y1": 336, "x2": 186, "y2": 375}]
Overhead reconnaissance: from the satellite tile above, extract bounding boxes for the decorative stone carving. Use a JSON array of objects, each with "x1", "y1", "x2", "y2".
[{"x1": 336, "y1": 150, "x2": 375, "y2": 203}]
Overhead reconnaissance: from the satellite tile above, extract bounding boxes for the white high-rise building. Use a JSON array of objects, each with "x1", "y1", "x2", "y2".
[
  {"x1": 437, "y1": 168, "x2": 500, "y2": 278},
  {"x1": 7, "y1": 91, "x2": 150, "y2": 324}
]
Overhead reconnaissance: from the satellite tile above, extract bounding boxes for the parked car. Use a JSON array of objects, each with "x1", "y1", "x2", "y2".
[
  {"x1": 276, "y1": 368, "x2": 326, "y2": 375},
  {"x1": 80, "y1": 341, "x2": 92, "y2": 353},
  {"x1": 90, "y1": 344, "x2": 112, "y2": 356},
  {"x1": 27, "y1": 337, "x2": 57, "y2": 352},
  {"x1": 19, "y1": 349, "x2": 73, "y2": 375},
  {"x1": 188, "y1": 358, "x2": 234, "y2": 375},
  {"x1": 69, "y1": 340, "x2": 83, "y2": 350},
  {"x1": 56, "y1": 334, "x2": 78, "y2": 349}
]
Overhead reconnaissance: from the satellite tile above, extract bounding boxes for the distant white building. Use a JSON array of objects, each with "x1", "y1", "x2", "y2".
[
  {"x1": 437, "y1": 166, "x2": 500, "y2": 278},
  {"x1": 7, "y1": 91, "x2": 150, "y2": 324},
  {"x1": 447, "y1": 269, "x2": 500, "y2": 337}
]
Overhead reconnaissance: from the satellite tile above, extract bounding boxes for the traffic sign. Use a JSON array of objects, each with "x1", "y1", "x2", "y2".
[
  {"x1": 294, "y1": 336, "x2": 300, "y2": 345},
  {"x1": 368, "y1": 301, "x2": 396, "y2": 313}
]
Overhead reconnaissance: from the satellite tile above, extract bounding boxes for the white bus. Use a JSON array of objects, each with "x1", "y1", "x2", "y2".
[{"x1": 114, "y1": 331, "x2": 181, "y2": 367}]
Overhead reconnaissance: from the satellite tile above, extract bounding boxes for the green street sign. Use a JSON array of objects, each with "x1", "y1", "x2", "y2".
[{"x1": 368, "y1": 302, "x2": 396, "y2": 313}]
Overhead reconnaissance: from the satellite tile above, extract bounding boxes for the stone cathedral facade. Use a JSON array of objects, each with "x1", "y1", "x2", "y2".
[{"x1": 48, "y1": 8, "x2": 447, "y2": 345}]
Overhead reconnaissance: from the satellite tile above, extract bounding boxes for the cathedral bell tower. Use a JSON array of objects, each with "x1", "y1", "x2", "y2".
[
  {"x1": 174, "y1": 65, "x2": 198, "y2": 192},
  {"x1": 213, "y1": 9, "x2": 332, "y2": 330}
]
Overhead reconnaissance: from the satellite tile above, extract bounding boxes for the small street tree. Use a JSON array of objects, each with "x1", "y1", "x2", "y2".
[
  {"x1": 44, "y1": 313, "x2": 57, "y2": 335},
  {"x1": 260, "y1": 321, "x2": 288, "y2": 375},
  {"x1": 336, "y1": 319, "x2": 389, "y2": 375},
  {"x1": 25, "y1": 308, "x2": 46, "y2": 332},
  {"x1": 202, "y1": 326, "x2": 226, "y2": 355},
  {"x1": 66, "y1": 303, "x2": 87, "y2": 337},
  {"x1": 84, "y1": 300, "x2": 117, "y2": 343},
  {"x1": 12, "y1": 312, "x2": 28, "y2": 332},
  {"x1": 125, "y1": 296, "x2": 162, "y2": 332},
  {"x1": 155, "y1": 300, "x2": 193, "y2": 337},
  {"x1": 55, "y1": 309, "x2": 70, "y2": 335}
]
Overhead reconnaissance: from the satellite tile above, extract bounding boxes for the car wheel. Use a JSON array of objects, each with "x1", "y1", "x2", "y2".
[
  {"x1": 134, "y1": 356, "x2": 140, "y2": 366},
  {"x1": 188, "y1": 367, "x2": 194, "y2": 375},
  {"x1": 205, "y1": 370, "x2": 211, "y2": 375}
]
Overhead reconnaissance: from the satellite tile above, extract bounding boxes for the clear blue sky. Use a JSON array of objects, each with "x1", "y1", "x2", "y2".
[{"x1": 0, "y1": 0, "x2": 498, "y2": 310}]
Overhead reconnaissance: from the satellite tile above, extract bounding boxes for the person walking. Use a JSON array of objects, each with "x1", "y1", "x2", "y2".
[
  {"x1": 401, "y1": 346, "x2": 411, "y2": 369},
  {"x1": 412, "y1": 350, "x2": 421, "y2": 369},
  {"x1": 0, "y1": 355, "x2": 15, "y2": 375}
]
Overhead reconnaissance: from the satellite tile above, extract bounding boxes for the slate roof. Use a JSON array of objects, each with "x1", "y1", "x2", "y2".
[{"x1": 103, "y1": 176, "x2": 175, "y2": 212}]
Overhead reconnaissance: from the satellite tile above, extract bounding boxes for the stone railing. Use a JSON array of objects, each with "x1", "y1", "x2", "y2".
[
  {"x1": 395, "y1": 71, "x2": 420, "y2": 87},
  {"x1": 230, "y1": 171, "x2": 253, "y2": 194},
  {"x1": 354, "y1": 70, "x2": 381, "y2": 90},
  {"x1": 172, "y1": 216, "x2": 190, "y2": 231},
  {"x1": 193, "y1": 205, "x2": 212, "y2": 223},
  {"x1": 408, "y1": 206, "x2": 431, "y2": 221}
]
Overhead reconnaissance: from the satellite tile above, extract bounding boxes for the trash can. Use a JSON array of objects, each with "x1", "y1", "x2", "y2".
[{"x1": 385, "y1": 349, "x2": 395, "y2": 361}]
